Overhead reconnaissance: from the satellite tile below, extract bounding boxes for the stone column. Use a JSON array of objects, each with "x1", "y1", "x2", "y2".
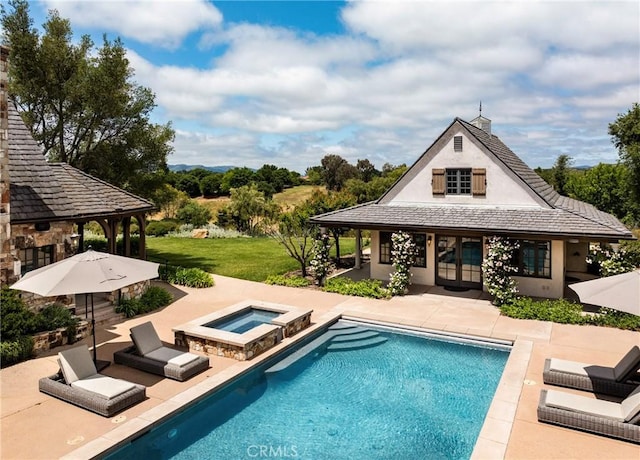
[{"x1": 0, "y1": 46, "x2": 13, "y2": 284}]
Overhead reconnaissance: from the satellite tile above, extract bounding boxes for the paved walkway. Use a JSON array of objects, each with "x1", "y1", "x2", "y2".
[{"x1": 1, "y1": 276, "x2": 638, "y2": 459}]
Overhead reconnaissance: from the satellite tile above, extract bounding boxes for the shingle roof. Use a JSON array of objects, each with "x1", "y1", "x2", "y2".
[
  {"x1": 311, "y1": 203, "x2": 631, "y2": 239},
  {"x1": 8, "y1": 102, "x2": 155, "y2": 223},
  {"x1": 311, "y1": 118, "x2": 633, "y2": 240}
]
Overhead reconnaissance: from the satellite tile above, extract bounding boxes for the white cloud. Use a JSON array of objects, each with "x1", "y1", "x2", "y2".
[
  {"x1": 47, "y1": 1, "x2": 637, "y2": 171},
  {"x1": 43, "y1": 0, "x2": 222, "y2": 47}
]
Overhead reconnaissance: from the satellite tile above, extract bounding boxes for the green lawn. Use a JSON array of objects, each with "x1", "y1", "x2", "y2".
[{"x1": 146, "y1": 236, "x2": 358, "y2": 282}]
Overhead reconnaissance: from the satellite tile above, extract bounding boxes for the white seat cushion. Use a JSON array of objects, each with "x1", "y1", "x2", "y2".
[
  {"x1": 548, "y1": 358, "x2": 615, "y2": 381},
  {"x1": 620, "y1": 386, "x2": 640, "y2": 422},
  {"x1": 546, "y1": 389, "x2": 624, "y2": 421},
  {"x1": 145, "y1": 347, "x2": 200, "y2": 367},
  {"x1": 613, "y1": 346, "x2": 640, "y2": 382},
  {"x1": 58, "y1": 345, "x2": 98, "y2": 384},
  {"x1": 130, "y1": 322, "x2": 163, "y2": 356},
  {"x1": 71, "y1": 375, "x2": 136, "y2": 400}
]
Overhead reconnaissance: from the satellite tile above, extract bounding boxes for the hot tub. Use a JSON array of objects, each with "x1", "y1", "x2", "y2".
[{"x1": 173, "y1": 301, "x2": 313, "y2": 361}]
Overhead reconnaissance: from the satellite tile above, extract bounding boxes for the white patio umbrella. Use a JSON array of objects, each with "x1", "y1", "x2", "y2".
[
  {"x1": 11, "y1": 250, "x2": 160, "y2": 364},
  {"x1": 569, "y1": 269, "x2": 640, "y2": 316}
]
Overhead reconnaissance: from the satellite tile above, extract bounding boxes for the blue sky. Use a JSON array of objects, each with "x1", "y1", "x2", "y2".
[{"x1": 22, "y1": 1, "x2": 640, "y2": 173}]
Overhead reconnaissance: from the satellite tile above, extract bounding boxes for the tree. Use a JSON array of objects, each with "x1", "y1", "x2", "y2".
[
  {"x1": 567, "y1": 163, "x2": 630, "y2": 220},
  {"x1": 1, "y1": 0, "x2": 174, "y2": 198},
  {"x1": 225, "y1": 184, "x2": 277, "y2": 235},
  {"x1": 200, "y1": 173, "x2": 223, "y2": 197},
  {"x1": 176, "y1": 201, "x2": 212, "y2": 227},
  {"x1": 356, "y1": 159, "x2": 379, "y2": 182},
  {"x1": 551, "y1": 154, "x2": 573, "y2": 195},
  {"x1": 320, "y1": 154, "x2": 357, "y2": 191},
  {"x1": 150, "y1": 183, "x2": 189, "y2": 219},
  {"x1": 267, "y1": 206, "x2": 316, "y2": 277},
  {"x1": 220, "y1": 167, "x2": 255, "y2": 194},
  {"x1": 175, "y1": 173, "x2": 201, "y2": 198},
  {"x1": 609, "y1": 103, "x2": 640, "y2": 225}
]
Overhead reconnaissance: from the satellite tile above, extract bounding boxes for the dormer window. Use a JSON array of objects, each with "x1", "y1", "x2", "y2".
[{"x1": 454, "y1": 136, "x2": 463, "y2": 152}]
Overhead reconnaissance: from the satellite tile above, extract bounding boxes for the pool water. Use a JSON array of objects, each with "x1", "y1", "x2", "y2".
[
  {"x1": 203, "y1": 308, "x2": 281, "y2": 334},
  {"x1": 107, "y1": 322, "x2": 509, "y2": 459}
]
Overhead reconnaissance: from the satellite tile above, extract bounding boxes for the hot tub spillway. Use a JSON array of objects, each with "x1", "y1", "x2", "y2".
[{"x1": 265, "y1": 322, "x2": 387, "y2": 380}]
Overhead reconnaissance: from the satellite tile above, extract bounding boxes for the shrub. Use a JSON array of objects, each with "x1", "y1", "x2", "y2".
[
  {"x1": 388, "y1": 231, "x2": 416, "y2": 296},
  {"x1": 1, "y1": 336, "x2": 34, "y2": 367},
  {"x1": 265, "y1": 275, "x2": 311, "y2": 287},
  {"x1": 482, "y1": 236, "x2": 519, "y2": 306},
  {"x1": 173, "y1": 267, "x2": 214, "y2": 288},
  {"x1": 589, "y1": 307, "x2": 640, "y2": 331},
  {"x1": 500, "y1": 297, "x2": 586, "y2": 324},
  {"x1": 176, "y1": 201, "x2": 212, "y2": 227},
  {"x1": 30, "y1": 304, "x2": 78, "y2": 340},
  {"x1": 115, "y1": 286, "x2": 173, "y2": 318},
  {"x1": 310, "y1": 233, "x2": 332, "y2": 286},
  {"x1": 1, "y1": 287, "x2": 35, "y2": 342},
  {"x1": 160, "y1": 265, "x2": 214, "y2": 288},
  {"x1": 147, "y1": 220, "x2": 180, "y2": 237},
  {"x1": 323, "y1": 277, "x2": 389, "y2": 299}
]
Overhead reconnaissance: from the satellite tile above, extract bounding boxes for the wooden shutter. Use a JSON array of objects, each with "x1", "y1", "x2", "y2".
[
  {"x1": 432, "y1": 169, "x2": 445, "y2": 195},
  {"x1": 472, "y1": 168, "x2": 486, "y2": 195}
]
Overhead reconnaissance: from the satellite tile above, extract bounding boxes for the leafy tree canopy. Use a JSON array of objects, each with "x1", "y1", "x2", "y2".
[
  {"x1": 1, "y1": 0, "x2": 174, "y2": 198},
  {"x1": 609, "y1": 103, "x2": 640, "y2": 224}
]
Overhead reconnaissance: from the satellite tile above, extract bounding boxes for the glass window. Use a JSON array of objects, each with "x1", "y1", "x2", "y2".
[
  {"x1": 20, "y1": 245, "x2": 54, "y2": 275},
  {"x1": 379, "y1": 232, "x2": 392, "y2": 264},
  {"x1": 379, "y1": 232, "x2": 427, "y2": 267},
  {"x1": 512, "y1": 240, "x2": 551, "y2": 278},
  {"x1": 446, "y1": 169, "x2": 471, "y2": 195},
  {"x1": 413, "y1": 234, "x2": 427, "y2": 268}
]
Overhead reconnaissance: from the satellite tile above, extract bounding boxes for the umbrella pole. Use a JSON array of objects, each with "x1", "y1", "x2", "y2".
[{"x1": 91, "y1": 293, "x2": 97, "y2": 365}]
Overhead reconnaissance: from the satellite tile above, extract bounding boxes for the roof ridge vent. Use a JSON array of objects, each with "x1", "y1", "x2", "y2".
[{"x1": 470, "y1": 102, "x2": 491, "y2": 135}]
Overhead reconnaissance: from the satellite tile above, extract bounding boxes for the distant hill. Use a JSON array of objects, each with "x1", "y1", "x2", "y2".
[{"x1": 168, "y1": 164, "x2": 237, "y2": 173}]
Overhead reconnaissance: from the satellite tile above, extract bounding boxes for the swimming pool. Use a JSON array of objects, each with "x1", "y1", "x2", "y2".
[
  {"x1": 107, "y1": 321, "x2": 510, "y2": 459},
  {"x1": 204, "y1": 308, "x2": 281, "y2": 334}
]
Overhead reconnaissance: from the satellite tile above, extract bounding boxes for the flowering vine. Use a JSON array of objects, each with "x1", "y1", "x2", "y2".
[
  {"x1": 310, "y1": 233, "x2": 332, "y2": 286},
  {"x1": 388, "y1": 231, "x2": 416, "y2": 296},
  {"x1": 586, "y1": 244, "x2": 635, "y2": 277},
  {"x1": 482, "y1": 236, "x2": 519, "y2": 306}
]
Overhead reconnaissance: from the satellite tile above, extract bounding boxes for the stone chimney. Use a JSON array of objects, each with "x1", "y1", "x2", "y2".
[{"x1": 0, "y1": 45, "x2": 13, "y2": 284}]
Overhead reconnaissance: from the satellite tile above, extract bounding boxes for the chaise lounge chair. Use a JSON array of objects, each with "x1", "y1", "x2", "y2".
[
  {"x1": 543, "y1": 346, "x2": 640, "y2": 397},
  {"x1": 537, "y1": 386, "x2": 640, "y2": 444},
  {"x1": 39, "y1": 345, "x2": 146, "y2": 417},
  {"x1": 113, "y1": 321, "x2": 209, "y2": 381}
]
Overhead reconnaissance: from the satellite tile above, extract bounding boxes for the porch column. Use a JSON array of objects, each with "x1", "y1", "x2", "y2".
[
  {"x1": 77, "y1": 222, "x2": 85, "y2": 253},
  {"x1": 355, "y1": 229, "x2": 362, "y2": 269},
  {"x1": 122, "y1": 217, "x2": 131, "y2": 257},
  {"x1": 137, "y1": 214, "x2": 147, "y2": 259}
]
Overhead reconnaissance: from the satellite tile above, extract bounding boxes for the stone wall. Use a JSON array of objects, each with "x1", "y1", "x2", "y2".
[
  {"x1": 110, "y1": 279, "x2": 150, "y2": 303},
  {"x1": 0, "y1": 46, "x2": 11, "y2": 285},
  {"x1": 175, "y1": 329, "x2": 282, "y2": 361},
  {"x1": 283, "y1": 313, "x2": 312, "y2": 338},
  {"x1": 31, "y1": 319, "x2": 90, "y2": 355}
]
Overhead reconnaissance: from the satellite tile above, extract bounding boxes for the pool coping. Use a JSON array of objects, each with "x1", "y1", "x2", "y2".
[
  {"x1": 172, "y1": 300, "x2": 314, "y2": 346},
  {"x1": 62, "y1": 312, "x2": 530, "y2": 460}
]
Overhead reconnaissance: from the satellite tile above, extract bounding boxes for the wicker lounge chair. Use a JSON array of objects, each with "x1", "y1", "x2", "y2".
[
  {"x1": 39, "y1": 345, "x2": 145, "y2": 417},
  {"x1": 543, "y1": 346, "x2": 640, "y2": 397},
  {"x1": 113, "y1": 321, "x2": 209, "y2": 381},
  {"x1": 537, "y1": 386, "x2": 640, "y2": 444}
]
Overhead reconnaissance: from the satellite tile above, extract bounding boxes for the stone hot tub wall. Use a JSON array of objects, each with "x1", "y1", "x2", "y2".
[{"x1": 175, "y1": 326, "x2": 282, "y2": 361}]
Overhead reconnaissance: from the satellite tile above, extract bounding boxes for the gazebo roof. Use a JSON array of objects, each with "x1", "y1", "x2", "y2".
[{"x1": 7, "y1": 102, "x2": 155, "y2": 223}]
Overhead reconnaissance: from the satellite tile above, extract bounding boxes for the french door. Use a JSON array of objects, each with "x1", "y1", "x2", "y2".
[{"x1": 436, "y1": 236, "x2": 483, "y2": 289}]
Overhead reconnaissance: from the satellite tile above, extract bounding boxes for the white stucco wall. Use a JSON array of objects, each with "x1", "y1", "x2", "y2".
[
  {"x1": 512, "y1": 240, "x2": 565, "y2": 299},
  {"x1": 371, "y1": 232, "x2": 565, "y2": 299},
  {"x1": 388, "y1": 130, "x2": 547, "y2": 208},
  {"x1": 370, "y1": 230, "x2": 435, "y2": 285}
]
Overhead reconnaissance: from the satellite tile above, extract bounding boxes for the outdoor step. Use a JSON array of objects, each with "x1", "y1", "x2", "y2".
[
  {"x1": 265, "y1": 331, "x2": 338, "y2": 377},
  {"x1": 329, "y1": 326, "x2": 372, "y2": 336},
  {"x1": 326, "y1": 336, "x2": 388, "y2": 352},
  {"x1": 328, "y1": 322, "x2": 359, "y2": 331},
  {"x1": 330, "y1": 330, "x2": 381, "y2": 343}
]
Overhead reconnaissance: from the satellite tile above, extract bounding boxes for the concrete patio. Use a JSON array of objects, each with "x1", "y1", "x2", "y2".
[{"x1": 1, "y1": 275, "x2": 638, "y2": 459}]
